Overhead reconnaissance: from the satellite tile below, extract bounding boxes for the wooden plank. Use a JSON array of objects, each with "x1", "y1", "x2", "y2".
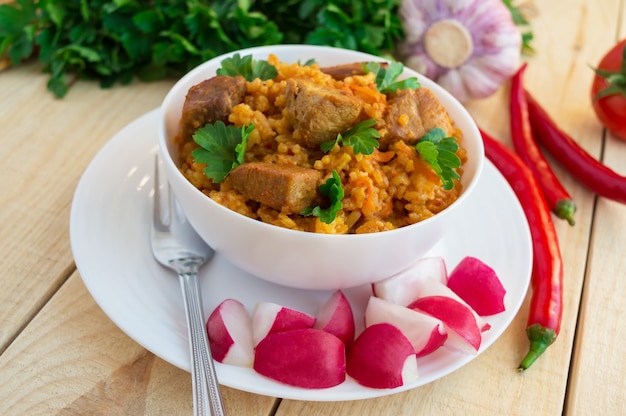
[
  {"x1": 0, "y1": 273, "x2": 278, "y2": 415},
  {"x1": 0, "y1": 63, "x2": 174, "y2": 353},
  {"x1": 566, "y1": 4, "x2": 626, "y2": 414},
  {"x1": 0, "y1": 0, "x2": 621, "y2": 414}
]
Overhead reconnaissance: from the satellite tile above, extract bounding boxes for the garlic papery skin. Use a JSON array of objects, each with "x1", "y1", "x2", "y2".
[{"x1": 398, "y1": 0, "x2": 522, "y2": 102}]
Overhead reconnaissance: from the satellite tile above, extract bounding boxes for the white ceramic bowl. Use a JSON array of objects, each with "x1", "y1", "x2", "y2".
[{"x1": 158, "y1": 44, "x2": 484, "y2": 290}]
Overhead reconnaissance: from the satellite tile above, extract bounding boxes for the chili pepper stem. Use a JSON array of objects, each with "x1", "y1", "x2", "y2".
[
  {"x1": 555, "y1": 199, "x2": 577, "y2": 226},
  {"x1": 518, "y1": 323, "x2": 558, "y2": 371}
]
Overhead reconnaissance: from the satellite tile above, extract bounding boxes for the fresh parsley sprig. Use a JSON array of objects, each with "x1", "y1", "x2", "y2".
[
  {"x1": 415, "y1": 128, "x2": 461, "y2": 191},
  {"x1": 216, "y1": 53, "x2": 278, "y2": 81},
  {"x1": 0, "y1": 0, "x2": 404, "y2": 98},
  {"x1": 301, "y1": 170, "x2": 345, "y2": 224},
  {"x1": 321, "y1": 119, "x2": 380, "y2": 155},
  {"x1": 191, "y1": 121, "x2": 254, "y2": 183},
  {"x1": 501, "y1": 0, "x2": 535, "y2": 55},
  {"x1": 364, "y1": 61, "x2": 420, "y2": 93}
]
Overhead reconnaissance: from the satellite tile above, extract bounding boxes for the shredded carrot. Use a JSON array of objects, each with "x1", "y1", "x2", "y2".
[
  {"x1": 350, "y1": 84, "x2": 386, "y2": 104},
  {"x1": 351, "y1": 175, "x2": 377, "y2": 217},
  {"x1": 372, "y1": 149, "x2": 395, "y2": 163}
]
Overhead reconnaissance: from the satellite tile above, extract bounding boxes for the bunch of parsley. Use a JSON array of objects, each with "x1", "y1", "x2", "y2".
[{"x1": 0, "y1": 0, "x2": 403, "y2": 98}]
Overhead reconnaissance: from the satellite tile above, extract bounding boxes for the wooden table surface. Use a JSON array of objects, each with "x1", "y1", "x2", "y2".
[{"x1": 1, "y1": 1, "x2": 625, "y2": 414}]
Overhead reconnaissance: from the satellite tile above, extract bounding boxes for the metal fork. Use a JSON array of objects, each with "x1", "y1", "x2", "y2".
[{"x1": 151, "y1": 156, "x2": 226, "y2": 416}]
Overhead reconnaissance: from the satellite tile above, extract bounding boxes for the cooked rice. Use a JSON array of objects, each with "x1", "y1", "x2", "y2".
[{"x1": 176, "y1": 54, "x2": 466, "y2": 234}]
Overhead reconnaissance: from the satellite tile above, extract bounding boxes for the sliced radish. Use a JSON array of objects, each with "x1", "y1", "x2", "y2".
[
  {"x1": 347, "y1": 323, "x2": 418, "y2": 389},
  {"x1": 372, "y1": 256, "x2": 447, "y2": 306},
  {"x1": 412, "y1": 276, "x2": 491, "y2": 332},
  {"x1": 409, "y1": 296, "x2": 482, "y2": 354},
  {"x1": 364, "y1": 296, "x2": 447, "y2": 357},
  {"x1": 253, "y1": 328, "x2": 346, "y2": 388},
  {"x1": 313, "y1": 290, "x2": 356, "y2": 347},
  {"x1": 446, "y1": 256, "x2": 507, "y2": 316},
  {"x1": 252, "y1": 302, "x2": 316, "y2": 346},
  {"x1": 206, "y1": 298, "x2": 254, "y2": 366}
]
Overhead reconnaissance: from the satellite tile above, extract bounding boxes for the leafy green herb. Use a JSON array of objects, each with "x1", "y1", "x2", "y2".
[
  {"x1": 191, "y1": 121, "x2": 254, "y2": 183},
  {"x1": 364, "y1": 61, "x2": 420, "y2": 93},
  {"x1": 0, "y1": 0, "x2": 37, "y2": 65},
  {"x1": 415, "y1": 128, "x2": 461, "y2": 191},
  {"x1": 321, "y1": 119, "x2": 380, "y2": 155},
  {"x1": 301, "y1": 170, "x2": 345, "y2": 224},
  {"x1": 299, "y1": 58, "x2": 317, "y2": 66},
  {"x1": 0, "y1": 0, "x2": 403, "y2": 98},
  {"x1": 501, "y1": 0, "x2": 534, "y2": 55},
  {"x1": 216, "y1": 53, "x2": 278, "y2": 81},
  {"x1": 281, "y1": 0, "x2": 404, "y2": 58}
]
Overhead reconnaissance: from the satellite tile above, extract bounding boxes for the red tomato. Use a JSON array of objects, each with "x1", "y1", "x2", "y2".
[{"x1": 590, "y1": 39, "x2": 626, "y2": 140}]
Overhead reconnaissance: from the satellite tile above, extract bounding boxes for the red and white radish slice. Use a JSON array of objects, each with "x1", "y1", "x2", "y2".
[
  {"x1": 409, "y1": 296, "x2": 482, "y2": 354},
  {"x1": 252, "y1": 302, "x2": 316, "y2": 346},
  {"x1": 364, "y1": 296, "x2": 447, "y2": 357},
  {"x1": 446, "y1": 256, "x2": 507, "y2": 316},
  {"x1": 372, "y1": 256, "x2": 447, "y2": 306},
  {"x1": 206, "y1": 298, "x2": 254, "y2": 366},
  {"x1": 347, "y1": 323, "x2": 419, "y2": 389},
  {"x1": 412, "y1": 277, "x2": 491, "y2": 332},
  {"x1": 253, "y1": 328, "x2": 346, "y2": 388},
  {"x1": 313, "y1": 290, "x2": 355, "y2": 347}
]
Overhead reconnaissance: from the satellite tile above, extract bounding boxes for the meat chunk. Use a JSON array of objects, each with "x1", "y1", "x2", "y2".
[
  {"x1": 230, "y1": 162, "x2": 322, "y2": 214},
  {"x1": 179, "y1": 75, "x2": 247, "y2": 142},
  {"x1": 381, "y1": 88, "x2": 454, "y2": 148},
  {"x1": 320, "y1": 62, "x2": 388, "y2": 80},
  {"x1": 284, "y1": 78, "x2": 363, "y2": 149}
]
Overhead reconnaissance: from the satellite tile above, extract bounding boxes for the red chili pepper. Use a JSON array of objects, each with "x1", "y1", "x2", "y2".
[
  {"x1": 510, "y1": 64, "x2": 577, "y2": 225},
  {"x1": 526, "y1": 90, "x2": 626, "y2": 204},
  {"x1": 480, "y1": 128, "x2": 563, "y2": 371}
]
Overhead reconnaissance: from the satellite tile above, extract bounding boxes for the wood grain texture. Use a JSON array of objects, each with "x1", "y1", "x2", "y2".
[
  {"x1": 0, "y1": 273, "x2": 277, "y2": 416},
  {"x1": 1, "y1": 0, "x2": 625, "y2": 414},
  {"x1": 0, "y1": 63, "x2": 175, "y2": 353},
  {"x1": 566, "y1": 2, "x2": 626, "y2": 414}
]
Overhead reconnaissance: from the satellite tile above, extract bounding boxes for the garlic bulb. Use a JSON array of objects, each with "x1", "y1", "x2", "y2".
[{"x1": 398, "y1": 0, "x2": 522, "y2": 102}]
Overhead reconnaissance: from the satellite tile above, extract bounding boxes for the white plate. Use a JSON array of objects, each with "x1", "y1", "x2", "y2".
[{"x1": 70, "y1": 109, "x2": 532, "y2": 401}]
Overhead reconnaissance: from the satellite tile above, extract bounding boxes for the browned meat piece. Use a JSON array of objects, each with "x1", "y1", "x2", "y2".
[
  {"x1": 284, "y1": 78, "x2": 363, "y2": 149},
  {"x1": 178, "y1": 75, "x2": 247, "y2": 142},
  {"x1": 320, "y1": 62, "x2": 388, "y2": 80},
  {"x1": 381, "y1": 88, "x2": 454, "y2": 148},
  {"x1": 230, "y1": 162, "x2": 322, "y2": 214}
]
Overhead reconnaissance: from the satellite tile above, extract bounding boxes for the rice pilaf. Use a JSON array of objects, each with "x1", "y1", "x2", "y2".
[{"x1": 176, "y1": 54, "x2": 466, "y2": 234}]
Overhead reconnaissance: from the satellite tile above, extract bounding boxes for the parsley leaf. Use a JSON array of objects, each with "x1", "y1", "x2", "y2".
[
  {"x1": 191, "y1": 121, "x2": 254, "y2": 183},
  {"x1": 415, "y1": 128, "x2": 461, "y2": 191},
  {"x1": 299, "y1": 58, "x2": 316, "y2": 66},
  {"x1": 364, "y1": 61, "x2": 420, "y2": 93},
  {"x1": 500, "y1": 0, "x2": 534, "y2": 55},
  {"x1": 299, "y1": 0, "x2": 403, "y2": 56},
  {"x1": 216, "y1": 53, "x2": 278, "y2": 81},
  {"x1": 321, "y1": 119, "x2": 380, "y2": 154},
  {"x1": 301, "y1": 170, "x2": 345, "y2": 224},
  {"x1": 0, "y1": 1, "x2": 405, "y2": 97}
]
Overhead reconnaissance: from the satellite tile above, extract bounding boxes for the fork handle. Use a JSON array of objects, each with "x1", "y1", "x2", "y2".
[{"x1": 179, "y1": 270, "x2": 227, "y2": 416}]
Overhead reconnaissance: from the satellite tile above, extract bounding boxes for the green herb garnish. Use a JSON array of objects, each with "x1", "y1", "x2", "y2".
[
  {"x1": 364, "y1": 61, "x2": 420, "y2": 94},
  {"x1": 321, "y1": 119, "x2": 380, "y2": 155},
  {"x1": 299, "y1": 58, "x2": 317, "y2": 66},
  {"x1": 191, "y1": 121, "x2": 254, "y2": 183},
  {"x1": 415, "y1": 128, "x2": 461, "y2": 191},
  {"x1": 301, "y1": 170, "x2": 344, "y2": 224},
  {"x1": 216, "y1": 53, "x2": 278, "y2": 81},
  {"x1": 0, "y1": 0, "x2": 404, "y2": 97},
  {"x1": 501, "y1": 0, "x2": 534, "y2": 55}
]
